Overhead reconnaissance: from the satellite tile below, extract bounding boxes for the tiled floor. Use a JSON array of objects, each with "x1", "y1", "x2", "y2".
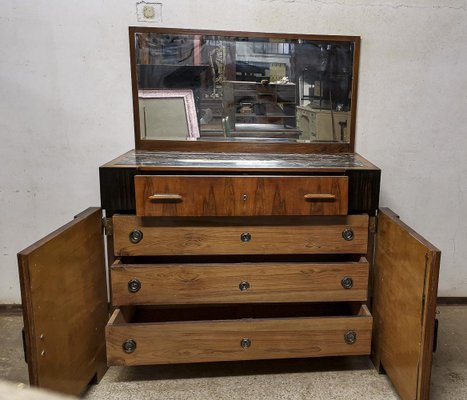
[{"x1": 1, "y1": 305, "x2": 466, "y2": 399}]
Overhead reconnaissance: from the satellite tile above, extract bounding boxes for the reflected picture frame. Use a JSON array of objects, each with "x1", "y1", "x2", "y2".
[{"x1": 138, "y1": 89, "x2": 200, "y2": 141}]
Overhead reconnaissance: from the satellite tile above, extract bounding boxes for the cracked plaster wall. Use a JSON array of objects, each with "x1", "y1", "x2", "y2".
[{"x1": 0, "y1": 0, "x2": 466, "y2": 302}]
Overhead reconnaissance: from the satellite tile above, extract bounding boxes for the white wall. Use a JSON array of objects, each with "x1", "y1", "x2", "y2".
[{"x1": 1, "y1": 0, "x2": 466, "y2": 303}]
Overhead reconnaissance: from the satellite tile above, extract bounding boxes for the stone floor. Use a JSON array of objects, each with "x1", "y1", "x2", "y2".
[{"x1": 1, "y1": 305, "x2": 466, "y2": 399}]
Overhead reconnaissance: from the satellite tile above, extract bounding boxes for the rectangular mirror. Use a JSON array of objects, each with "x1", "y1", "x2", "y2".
[{"x1": 129, "y1": 28, "x2": 360, "y2": 150}]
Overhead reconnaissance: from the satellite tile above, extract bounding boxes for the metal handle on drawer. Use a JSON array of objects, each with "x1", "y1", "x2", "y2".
[
  {"x1": 129, "y1": 229, "x2": 143, "y2": 244},
  {"x1": 341, "y1": 277, "x2": 353, "y2": 289},
  {"x1": 122, "y1": 339, "x2": 137, "y2": 353},
  {"x1": 240, "y1": 232, "x2": 252, "y2": 242},
  {"x1": 344, "y1": 331, "x2": 357, "y2": 345},
  {"x1": 240, "y1": 338, "x2": 251, "y2": 349},
  {"x1": 128, "y1": 279, "x2": 141, "y2": 293},
  {"x1": 304, "y1": 193, "x2": 336, "y2": 201},
  {"x1": 148, "y1": 193, "x2": 183, "y2": 201}
]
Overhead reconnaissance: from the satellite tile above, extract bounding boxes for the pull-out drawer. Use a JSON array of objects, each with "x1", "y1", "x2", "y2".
[
  {"x1": 111, "y1": 257, "x2": 369, "y2": 305},
  {"x1": 106, "y1": 304, "x2": 372, "y2": 366},
  {"x1": 135, "y1": 175, "x2": 348, "y2": 217},
  {"x1": 113, "y1": 214, "x2": 368, "y2": 256}
]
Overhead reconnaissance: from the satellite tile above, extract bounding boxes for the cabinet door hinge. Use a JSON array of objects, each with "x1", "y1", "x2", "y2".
[
  {"x1": 370, "y1": 216, "x2": 378, "y2": 233},
  {"x1": 102, "y1": 217, "x2": 113, "y2": 236},
  {"x1": 433, "y1": 318, "x2": 439, "y2": 352},
  {"x1": 22, "y1": 328, "x2": 28, "y2": 364}
]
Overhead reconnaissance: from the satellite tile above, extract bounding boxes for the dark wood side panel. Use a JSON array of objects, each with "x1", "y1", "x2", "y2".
[
  {"x1": 99, "y1": 167, "x2": 137, "y2": 212},
  {"x1": 347, "y1": 169, "x2": 381, "y2": 216},
  {"x1": 371, "y1": 208, "x2": 440, "y2": 400},
  {"x1": 18, "y1": 208, "x2": 108, "y2": 396}
]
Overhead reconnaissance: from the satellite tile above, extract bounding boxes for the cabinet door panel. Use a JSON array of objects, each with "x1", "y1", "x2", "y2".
[
  {"x1": 372, "y1": 208, "x2": 440, "y2": 400},
  {"x1": 18, "y1": 208, "x2": 108, "y2": 396}
]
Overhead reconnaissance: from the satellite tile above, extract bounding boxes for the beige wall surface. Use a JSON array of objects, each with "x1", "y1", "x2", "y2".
[{"x1": 0, "y1": 0, "x2": 466, "y2": 302}]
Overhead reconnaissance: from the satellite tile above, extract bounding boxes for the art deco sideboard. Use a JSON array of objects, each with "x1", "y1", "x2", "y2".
[{"x1": 18, "y1": 27, "x2": 440, "y2": 400}]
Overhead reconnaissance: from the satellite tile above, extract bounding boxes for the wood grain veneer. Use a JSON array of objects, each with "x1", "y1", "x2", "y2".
[{"x1": 135, "y1": 175, "x2": 348, "y2": 217}]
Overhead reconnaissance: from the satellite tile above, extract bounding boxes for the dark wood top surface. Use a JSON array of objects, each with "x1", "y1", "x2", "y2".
[{"x1": 102, "y1": 150, "x2": 379, "y2": 172}]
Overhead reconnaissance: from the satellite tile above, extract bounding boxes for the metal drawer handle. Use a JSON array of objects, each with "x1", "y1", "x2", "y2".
[
  {"x1": 342, "y1": 228, "x2": 354, "y2": 241},
  {"x1": 240, "y1": 232, "x2": 251, "y2": 242},
  {"x1": 239, "y1": 281, "x2": 250, "y2": 291},
  {"x1": 148, "y1": 193, "x2": 183, "y2": 201},
  {"x1": 129, "y1": 229, "x2": 143, "y2": 244},
  {"x1": 240, "y1": 338, "x2": 251, "y2": 349},
  {"x1": 128, "y1": 279, "x2": 141, "y2": 293},
  {"x1": 122, "y1": 339, "x2": 137, "y2": 353},
  {"x1": 304, "y1": 193, "x2": 336, "y2": 201},
  {"x1": 341, "y1": 277, "x2": 353, "y2": 289},
  {"x1": 344, "y1": 331, "x2": 357, "y2": 345}
]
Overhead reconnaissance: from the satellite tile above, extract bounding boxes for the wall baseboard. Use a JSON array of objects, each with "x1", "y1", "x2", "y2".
[
  {"x1": 437, "y1": 297, "x2": 467, "y2": 305},
  {"x1": 0, "y1": 304, "x2": 22, "y2": 314}
]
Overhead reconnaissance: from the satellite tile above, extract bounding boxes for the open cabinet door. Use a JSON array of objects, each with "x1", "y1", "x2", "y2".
[
  {"x1": 372, "y1": 208, "x2": 441, "y2": 400},
  {"x1": 18, "y1": 208, "x2": 108, "y2": 396}
]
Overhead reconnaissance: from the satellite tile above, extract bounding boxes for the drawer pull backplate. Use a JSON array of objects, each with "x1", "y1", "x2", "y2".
[
  {"x1": 344, "y1": 331, "x2": 357, "y2": 345},
  {"x1": 123, "y1": 339, "x2": 137, "y2": 353},
  {"x1": 241, "y1": 232, "x2": 252, "y2": 242},
  {"x1": 128, "y1": 279, "x2": 141, "y2": 293},
  {"x1": 341, "y1": 277, "x2": 353, "y2": 289},
  {"x1": 342, "y1": 228, "x2": 354, "y2": 241},
  {"x1": 129, "y1": 229, "x2": 143, "y2": 244}
]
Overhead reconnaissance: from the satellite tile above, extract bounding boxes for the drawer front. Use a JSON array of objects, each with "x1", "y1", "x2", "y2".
[
  {"x1": 113, "y1": 215, "x2": 368, "y2": 256},
  {"x1": 111, "y1": 259, "x2": 369, "y2": 305},
  {"x1": 135, "y1": 175, "x2": 348, "y2": 217},
  {"x1": 106, "y1": 305, "x2": 372, "y2": 366}
]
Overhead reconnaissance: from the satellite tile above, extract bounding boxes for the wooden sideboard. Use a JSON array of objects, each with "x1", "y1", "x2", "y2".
[{"x1": 18, "y1": 150, "x2": 440, "y2": 400}]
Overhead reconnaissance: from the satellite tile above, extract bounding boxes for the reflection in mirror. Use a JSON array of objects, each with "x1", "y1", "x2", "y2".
[
  {"x1": 132, "y1": 30, "x2": 357, "y2": 144},
  {"x1": 138, "y1": 90, "x2": 199, "y2": 140}
]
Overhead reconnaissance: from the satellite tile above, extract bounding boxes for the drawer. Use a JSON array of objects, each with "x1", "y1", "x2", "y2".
[
  {"x1": 134, "y1": 175, "x2": 348, "y2": 217},
  {"x1": 113, "y1": 214, "x2": 369, "y2": 256},
  {"x1": 110, "y1": 257, "x2": 369, "y2": 305},
  {"x1": 106, "y1": 304, "x2": 372, "y2": 366}
]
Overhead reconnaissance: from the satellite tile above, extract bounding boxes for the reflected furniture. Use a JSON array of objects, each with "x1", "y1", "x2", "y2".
[{"x1": 297, "y1": 106, "x2": 351, "y2": 141}]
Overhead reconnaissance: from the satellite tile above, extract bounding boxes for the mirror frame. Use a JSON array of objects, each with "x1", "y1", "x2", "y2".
[{"x1": 129, "y1": 26, "x2": 360, "y2": 153}]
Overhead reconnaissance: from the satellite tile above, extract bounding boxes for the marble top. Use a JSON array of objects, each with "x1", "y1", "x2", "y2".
[{"x1": 114, "y1": 150, "x2": 365, "y2": 169}]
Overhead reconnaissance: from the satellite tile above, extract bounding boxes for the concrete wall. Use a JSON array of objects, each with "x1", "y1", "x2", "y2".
[{"x1": 1, "y1": 0, "x2": 466, "y2": 302}]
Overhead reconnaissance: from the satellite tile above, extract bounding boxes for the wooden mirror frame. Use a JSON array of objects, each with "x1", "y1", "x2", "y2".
[{"x1": 129, "y1": 27, "x2": 360, "y2": 154}]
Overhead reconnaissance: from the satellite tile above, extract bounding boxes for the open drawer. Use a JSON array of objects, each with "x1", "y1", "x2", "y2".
[
  {"x1": 106, "y1": 304, "x2": 372, "y2": 366},
  {"x1": 110, "y1": 256, "x2": 369, "y2": 305},
  {"x1": 113, "y1": 214, "x2": 369, "y2": 256}
]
